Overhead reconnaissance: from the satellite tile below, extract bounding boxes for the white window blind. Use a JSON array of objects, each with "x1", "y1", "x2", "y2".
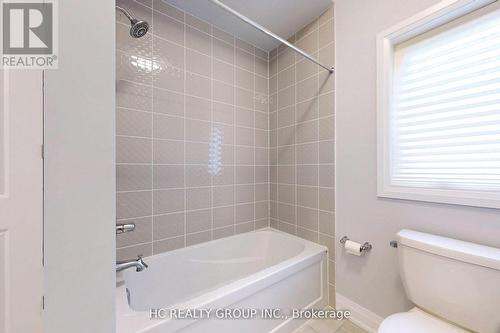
[{"x1": 391, "y1": 6, "x2": 500, "y2": 193}]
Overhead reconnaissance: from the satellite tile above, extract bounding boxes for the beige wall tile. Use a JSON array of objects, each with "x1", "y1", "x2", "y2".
[
  {"x1": 117, "y1": 191, "x2": 152, "y2": 219},
  {"x1": 186, "y1": 187, "x2": 211, "y2": 210},
  {"x1": 152, "y1": 11, "x2": 184, "y2": 45},
  {"x1": 255, "y1": 57, "x2": 268, "y2": 78},
  {"x1": 213, "y1": 186, "x2": 234, "y2": 207},
  {"x1": 213, "y1": 81, "x2": 234, "y2": 104},
  {"x1": 185, "y1": 95, "x2": 210, "y2": 121},
  {"x1": 185, "y1": 119, "x2": 210, "y2": 142},
  {"x1": 297, "y1": 75, "x2": 319, "y2": 103},
  {"x1": 296, "y1": 142, "x2": 318, "y2": 164},
  {"x1": 186, "y1": 72, "x2": 211, "y2": 99},
  {"x1": 297, "y1": 165, "x2": 319, "y2": 186},
  {"x1": 213, "y1": 59, "x2": 234, "y2": 85},
  {"x1": 213, "y1": 102, "x2": 234, "y2": 125},
  {"x1": 154, "y1": 36, "x2": 184, "y2": 69},
  {"x1": 187, "y1": 231, "x2": 212, "y2": 246},
  {"x1": 319, "y1": 140, "x2": 335, "y2": 164},
  {"x1": 117, "y1": 108, "x2": 152, "y2": 137},
  {"x1": 278, "y1": 65, "x2": 295, "y2": 89},
  {"x1": 297, "y1": 227, "x2": 318, "y2": 242},
  {"x1": 117, "y1": 81, "x2": 152, "y2": 111},
  {"x1": 153, "y1": 236, "x2": 184, "y2": 254},
  {"x1": 153, "y1": 189, "x2": 185, "y2": 214},
  {"x1": 116, "y1": 216, "x2": 152, "y2": 248},
  {"x1": 117, "y1": 50, "x2": 151, "y2": 84},
  {"x1": 186, "y1": 49, "x2": 212, "y2": 77},
  {"x1": 117, "y1": 243, "x2": 152, "y2": 262},
  {"x1": 153, "y1": 114, "x2": 184, "y2": 140},
  {"x1": 153, "y1": 165, "x2": 184, "y2": 189},
  {"x1": 235, "y1": 221, "x2": 254, "y2": 234},
  {"x1": 153, "y1": 213, "x2": 184, "y2": 240},
  {"x1": 185, "y1": 165, "x2": 211, "y2": 187},
  {"x1": 235, "y1": 48, "x2": 254, "y2": 72},
  {"x1": 213, "y1": 226, "x2": 234, "y2": 239},
  {"x1": 235, "y1": 67, "x2": 254, "y2": 90},
  {"x1": 213, "y1": 206, "x2": 234, "y2": 228},
  {"x1": 185, "y1": 14, "x2": 211, "y2": 34},
  {"x1": 153, "y1": 88, "x2": 184, "y2": 116},
  {"x1": 296, "y1": 98, "x2": 319, "y2": 123},
  {"x1": 297, "y1": 186, "x2": 318, "y2": 209},
  {"x1": 319, "y1": 20, "x2": 335, "y2": 46},
  {"x1": 212, "y1": 27, "x2": 233, "y2": 44},
  {"x1": 236, "y1": 203, "x2": 254, "y2": 223},
  {"x1": 116, "y1": 137, "x2": 152, "y2": 163},
  {"x1": 186, "y1": 209, "x2": 212, "y2": 233},
  {"x1": 213, "y1": 38, "x2": 234, "y2": 64},
  {"x1": 186, "y1": 26, "x2": 211, "y2": 55},
  {"x1": 319, "y1": 211, "x2": 335, "y2": 236},
  {"x1": 277, "y1": 48, "x2": 295, "y2": 72},
  {"x1": 153, "y1": 139, "x2": 184, "y2": 164},
  {"x1": 117, "y1": 165, "x2": 152, "y2": 191},
  {"x1": 278, "y1": 203, "x2": 296, "y2": 224},
  {"x1": 297, "y1": 207, "x2": 319, "y2": 231},
  {"x1": 296, "y1": 29, "x2": 319, "y2": 54}
]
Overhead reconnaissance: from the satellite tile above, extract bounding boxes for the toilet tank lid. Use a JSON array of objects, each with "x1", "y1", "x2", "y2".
[{"x1": 397, "y1": 229, "x2": 500, "y2": 271}]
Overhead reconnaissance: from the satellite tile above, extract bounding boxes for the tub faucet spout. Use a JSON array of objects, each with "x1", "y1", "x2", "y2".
[{"x1": 116, "y1": 255, "x2": 148, "y2": 272}]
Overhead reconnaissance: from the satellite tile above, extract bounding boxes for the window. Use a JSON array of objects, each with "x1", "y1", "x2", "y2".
[{"x1": 377, "y1": 0, "x2": 500, "y2": 208}]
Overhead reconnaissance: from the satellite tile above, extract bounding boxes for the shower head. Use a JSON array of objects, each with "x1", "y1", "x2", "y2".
[
  {"x1": 116, "y1": 5, "x2": 149, "y2": 38},
  {"x1": 130, "y1": 19, "x2": 149, "y2": 38}
]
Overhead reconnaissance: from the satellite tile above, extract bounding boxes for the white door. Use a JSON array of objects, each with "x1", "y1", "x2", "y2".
[{"x1": 0, "y1": 69, "x2": 44, "y2": 333}]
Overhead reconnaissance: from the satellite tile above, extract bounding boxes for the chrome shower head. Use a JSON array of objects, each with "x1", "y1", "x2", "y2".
[
  {"x1": 130, "y1": 19, "x2": 149, "y2": 38},
  {"x1": 116, "y1": 5, "x2": 149, "y2": 38}
]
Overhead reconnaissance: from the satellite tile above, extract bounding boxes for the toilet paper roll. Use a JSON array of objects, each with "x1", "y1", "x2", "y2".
[{"x1": 345, "y1": 240, "x2": 362, "y2": 256}]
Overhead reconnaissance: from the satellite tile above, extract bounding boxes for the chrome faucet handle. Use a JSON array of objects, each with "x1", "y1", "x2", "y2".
[
  {"x1": 116, "y1": 223, "x2": 135, "y2": 234},
  {"x1": 137, "y1": 255, "x2": 148, "y2": 269}
]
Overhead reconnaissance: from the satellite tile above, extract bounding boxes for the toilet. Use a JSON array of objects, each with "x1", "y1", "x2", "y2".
[{"x1": 378, "y1": 229, "x2": 500, "y2": 333}]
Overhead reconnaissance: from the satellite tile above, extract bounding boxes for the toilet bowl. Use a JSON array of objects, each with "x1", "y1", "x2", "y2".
[
  {"x1": 377, "y1": 230, "x2": 500, "y2": 333},
  {"x1": 378, "y1": 308, "x2": 469, "y2": 333}
]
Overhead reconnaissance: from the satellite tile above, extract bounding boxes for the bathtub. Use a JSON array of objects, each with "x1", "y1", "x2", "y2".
[{"x1": 116, "y1": 229, "x2": 328, "y2": 333}]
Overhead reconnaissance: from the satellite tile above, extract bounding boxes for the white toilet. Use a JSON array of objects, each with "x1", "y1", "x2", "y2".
[{"x1": 378, "y1": 229, "x2": 500, "y2": 333}]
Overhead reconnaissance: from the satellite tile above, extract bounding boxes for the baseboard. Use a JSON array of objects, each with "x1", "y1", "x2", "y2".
[{"x1": 335, "y1": 293, "x2": 383, "y2": 333}]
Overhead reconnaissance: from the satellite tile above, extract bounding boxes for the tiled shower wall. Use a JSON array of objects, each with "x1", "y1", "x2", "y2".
[
  {"x1": 269, "y1": 7, "x2": 336, "y2": 305},
  {"x1": 116, "y1": 0, "x2": 270, "y2": 260}
]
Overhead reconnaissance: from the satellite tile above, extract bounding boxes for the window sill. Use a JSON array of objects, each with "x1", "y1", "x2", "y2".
[{"x1": 377, "y1": 184, "x2": 500, "y2": 209}]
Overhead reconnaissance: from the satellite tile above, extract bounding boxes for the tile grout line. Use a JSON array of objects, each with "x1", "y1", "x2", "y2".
[
  {"x1": 182, "y1": 9, "x2": 187, "y2": 248},
  {"x1": 150, "y1": 4, "x2": 155, "y2": 256},
  {"x1": 253, "y1": 44, "x2": 256, "y2": 232},
  {"x1": 233, "y1": 31, "x2": 237, "y2": 236},
  {"x1": 210, "y1": 23, "x2": 214, "y2": 241},
  {"x1": 294, "y1": 32, "x2": 299, "y2": 237},
  {"x1": 276, "y1": 44, "x2": 280, "y2": 231}
]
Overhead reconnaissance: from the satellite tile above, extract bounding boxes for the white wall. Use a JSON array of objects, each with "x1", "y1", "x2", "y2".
[
  {"x1": 43, "y1": 0, "x2": 115, "y2": 332},
  {"x1": 335, "y1": 0, "x2": 500, "y2": 317}
]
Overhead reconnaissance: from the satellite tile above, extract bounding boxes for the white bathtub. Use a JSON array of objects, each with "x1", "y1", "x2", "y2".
[{"x1": 116, "y1": 229, "x2": 328, "y2": 333}]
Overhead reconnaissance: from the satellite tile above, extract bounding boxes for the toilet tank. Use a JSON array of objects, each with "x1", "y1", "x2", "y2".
[{"x1": 397, "y1": 229, "x2": 500, "y2": 333}]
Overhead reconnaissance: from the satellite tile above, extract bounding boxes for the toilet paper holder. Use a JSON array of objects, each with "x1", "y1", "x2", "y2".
[{"x1": 340, "y1": 236, "x2": 372, "y2": 253}]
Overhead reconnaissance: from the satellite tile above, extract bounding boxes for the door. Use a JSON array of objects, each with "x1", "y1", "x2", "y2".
[{"x1": 0, "y1": 69, "x2": 44, "y2": 333}]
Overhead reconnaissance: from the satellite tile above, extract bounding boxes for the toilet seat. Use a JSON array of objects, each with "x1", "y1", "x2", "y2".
[{"x1": 378, "y1": 308, "x2": 470, "y2": 333}]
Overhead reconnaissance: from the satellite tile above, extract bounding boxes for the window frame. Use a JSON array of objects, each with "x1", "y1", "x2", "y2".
[{"x1": 376, "y1": 0, "x2": 500, "y2": 209}]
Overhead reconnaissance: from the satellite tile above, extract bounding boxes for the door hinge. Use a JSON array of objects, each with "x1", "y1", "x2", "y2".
[
  {"x1": 41, "y1": 144, "x2": 44, "y2": 159},
  {"x1": 42, "y1": 295, "x2": 45, "y2": 310}
]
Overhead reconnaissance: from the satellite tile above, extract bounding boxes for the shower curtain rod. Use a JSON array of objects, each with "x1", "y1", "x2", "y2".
[{"x1": 208, "y1": 0, "x2": 334, "y2": 73}]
